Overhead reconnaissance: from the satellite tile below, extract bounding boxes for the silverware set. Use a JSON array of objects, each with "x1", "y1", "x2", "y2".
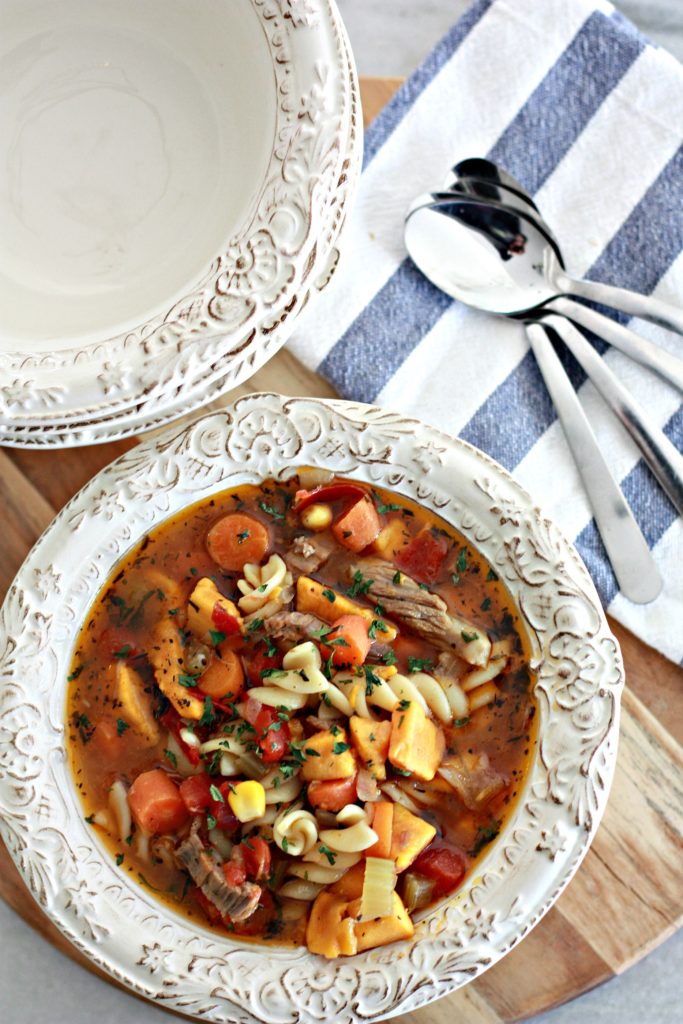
[{"x1": 405, "y1": 158, "x2": 683, "y2": 604}]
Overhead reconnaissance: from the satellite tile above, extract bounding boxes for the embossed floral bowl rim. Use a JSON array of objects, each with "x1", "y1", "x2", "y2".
[
  {"x1": 0, "y1": 394, "x2": 624, "y2": 1023},
  {"x1": 0, "y1": 0, "x2": 359, "y2": 435}
]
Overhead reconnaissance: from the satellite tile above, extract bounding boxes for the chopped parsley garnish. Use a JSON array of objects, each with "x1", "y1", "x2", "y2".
[
  {"x1": 304, "y1": 747, "x2": 321, "y2": 758},
  {"x1": 178, "y1": 673, "x2": 200, "y2": 688},
  {"x1": 281, "y1": 836, "x2": 289, "y2": 853},
  {"x1": 407, "y1": 656, "x2": 433, "y2": 674},
  {"x1": 470, "y1": 820, "x2": 501, "y2": 856},
  {"x1": 398, "y1": 699, "x2": 411, "y2": 710},
  {"x1": 67, "y1": 665, "x2": 83, "y2": 683},
  {"x1": 84, "y1": 814, "x2": 95, "y2": 825},
  {"x1": 115, "y1": 853, "x2": 124, "y2": 866},
  {"x1": 209, "y1": 629, "x2": 226, "y2": 646},
  {"x1": 367, "y1": 619, "x2": 387, "y2": 639},
  {"x1": 206, "y1": 814, "x2": 217, "y2": 831},
  {"x1": 318, "y1": 844, "x2": 337, "y2": 865},
  {"x1": 75, "y1": 713, "x2": 96, "y2": 744},
  {"x1": 107, "y1": 588, "x2": 155, "y2": 627},
  {"x1": 116, "y1": 717, "x2": 129, "y2": 736},
  {"x1": 237, "y1": 530, "x2": 250, "y2": 544},
  {"x1": 392, "y1": 570, "x2": 402, "y2": 584},
  {"x1": 348, "y1": 570, "x2": 372, "y2": 598},
  {"x1": 332, "y1": 741, "x2": 350, "y2": 755},
  {"x1": 247, "y1": 618, "x2": 264, "y2": 633},
  {"x1": 418, "y1": 583, "x2": 430, "y2": 591},
  {"x1": 457, "y1": 548, "x2": 468, "y2": 573},
  {"x1": 209, "y1": 784, "x2": 224, "y2": 803},
  {"x1": 480, "y1": 597, "x2": 492, "y2": 611},
  {"x1": 363, "y1": 664, "x2": 382, "y2": 695},
  {"x1": 376, "y1": 502, "x2": 401, "y2": 514},
  {"x1": 199, "y1": 695, "x2": 216, "y2": 727},
  {"x1": 258, "y1": 501, "x2": 284, "y2": 520},
  {"x1": 382, "y1": 649, "x2": 397, "y2": 666},
  {"x1": 125, "y1": 833, "x2": 133, "y2": 846},
  {"x1": 321, "y1": 588, "x2": 336, "y2": 603},
  {"x1": 392, "y1": 767, "x2": 411, "y2": 776},
  {"x1": 163, "y1": 749, "x2": 177, "y2": 768},
  {"x1": 453, "y1": 717, "x2": 470, "y2": 728},
  {"x1": 486, "y1": 568, "x2": 499, "y2": 581},
  {"x1": 265, "y1": 635, "x2": 278, "y2": 657},
  {"x1": 113, "y1": 644, "x2": 131, "y2": 659},
  {"x1": 261, "y1": 667, "x2": 286, "y2": 679},
  {"x1": 461, "y1": 630, "x2": 479, "y2": 644}
]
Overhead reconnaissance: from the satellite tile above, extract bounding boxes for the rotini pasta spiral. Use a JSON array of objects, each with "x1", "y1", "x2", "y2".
[
  {"x1": 237, "y1": 554, "x2": 292, "y2": 614},
  {"x1": 317, "y1": 803, "x2": 378, "y2": 853},
  {"x1": 278, "y1": 848, "x2": 362, "y2": 901},
  {"x1": 273, "y1": 803, "x2": 319, "y2": 857},
  {"x1": 248, "y1": 641, "x2": 330, "y2": 709}
]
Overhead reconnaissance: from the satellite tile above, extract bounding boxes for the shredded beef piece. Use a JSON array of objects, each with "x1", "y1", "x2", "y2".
[
  {"x1": 262, "y1": 609, "x2": 327, "y2": 649},
  {"x1": 348, "y1": 558, "x2": 491, "y2": 667},
  {"x1": 286, "y1": 535, "x2": 334, "y2": 574},
  {"x1": 176, "y1": 822, "x2": 261, "y2": 922},
  {"x1": 438, "y1": 752, "x2": 507, "y2": 809}
]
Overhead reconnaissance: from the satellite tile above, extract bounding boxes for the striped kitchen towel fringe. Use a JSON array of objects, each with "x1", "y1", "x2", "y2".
[{"x1": 289, "y1": 0, "x2": 683, "y2": 663}]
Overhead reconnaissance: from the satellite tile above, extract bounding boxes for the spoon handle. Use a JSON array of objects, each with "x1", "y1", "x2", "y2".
[
  {"x1": 557, "y1": 273, "x2": 683, "y2": 337},
  {"x1": 550, "y1": 296, "x2": 683, "y2": 393},
  {"x1": 526, "y1": 323, "x2": 662, "y2": 604},
  {"x1": 542, "y1": 314, "x2": 683, "y2": 517}
]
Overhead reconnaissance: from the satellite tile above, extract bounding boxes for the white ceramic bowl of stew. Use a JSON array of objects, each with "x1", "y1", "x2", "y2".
[{"x1": 0, "y1": 393, "x2": 624, "y2": 1022}]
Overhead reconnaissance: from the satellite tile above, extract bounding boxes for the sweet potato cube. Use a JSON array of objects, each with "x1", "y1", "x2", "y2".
[
  {"x1": 306, "y1": 892, "x2": 358, "y2": 958},
  {"x1": 300, "y1": 728, "x2": 357, "y2": 781},
  {"x1": 296, "y1": 576, "x2": 398, "y2": 640},
  {"x1": 349, "y1": 716, "x2": 391, "y2": 781},
  {"x1": 347, "y1": 891, "x2": 414, "y2": 952},
  {"x1": 390, "y1": 803, "x2": 436, "y2": 872},
  {"x1": 389, "y1": 701, "x2": 445, "y2": 781},
  {"x1": 187, "y1": 577, "x2": 243, "y2": 641},
  {"x1": 329, "y1": 860, "x2": 366, "y2": 900},
  {"x1": 371, "y1": 518, "x2": 411, "y2": 560}
]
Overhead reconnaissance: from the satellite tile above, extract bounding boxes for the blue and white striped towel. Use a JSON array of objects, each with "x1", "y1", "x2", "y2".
[{"x1": 289, "y1": 0, "x2": 683, "y2": 664}]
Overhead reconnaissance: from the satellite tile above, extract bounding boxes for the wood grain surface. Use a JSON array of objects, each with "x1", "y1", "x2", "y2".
[{"x1": 1, "y1": 77, "x2": 681, "y2": 1024}]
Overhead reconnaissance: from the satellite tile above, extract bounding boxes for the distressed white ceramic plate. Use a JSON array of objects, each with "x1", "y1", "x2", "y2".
[
  {"x1": 0, "y1": 0, "x2": 359, "y2": 434},
  {"x1": 0, "y1": 395, "x2": 624, "y2": 1022}
]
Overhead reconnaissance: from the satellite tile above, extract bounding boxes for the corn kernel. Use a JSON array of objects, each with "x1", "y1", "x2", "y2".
[
  {"x1": 301, "y1": 503, "x2": 333, "y2": 531},
  {"x1": 228, "y1": 780, "x2": 266, "y2": 822}
]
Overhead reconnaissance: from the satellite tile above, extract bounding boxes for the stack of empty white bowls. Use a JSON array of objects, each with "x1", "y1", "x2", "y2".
[{"x1": 0, "y1": 0, "x2": 361, "y2": 447}]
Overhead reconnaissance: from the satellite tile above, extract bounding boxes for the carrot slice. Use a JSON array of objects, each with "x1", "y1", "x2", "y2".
[
  {"x1": 321, "y1": 614, "x2": 372, "y2": 667},
  {"x1": 128, "y1": 768, "x2": 189, "y2": 834},
  {"x1": 365, "y1": 801, "x2": 393, "y2": 859},
  {"x1": 332, "y1": 495, "x2": 381, "y2": 553},
  {"x1": 198, "y1": 650, "x2": 245, "y2": 700},
  {"x1": 307, "y1": 774, "x2": 358, "y2": 812},
  {"x1": 206, "y1": 514, "x2": 269, "y2": 571}
]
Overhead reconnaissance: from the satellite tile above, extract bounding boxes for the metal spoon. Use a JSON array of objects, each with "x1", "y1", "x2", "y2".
[
  {"x1": 406, "y1": 194, "x2": 683, "y2": 392},
  {"x1": 445, "y1": 163, "x2": 683, "y2": 337}
]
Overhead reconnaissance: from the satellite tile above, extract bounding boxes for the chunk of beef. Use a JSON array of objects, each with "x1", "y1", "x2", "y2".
[
  {"x1": 437, "y1": 752, "x2": 507, "y2": 810},
  {"x1": 262, "y1": 609, "x2": 327, "y2": 649},
  {"x1": 176, "y1": 823, "x2": 260, "y2": 922},
  {"x1": 349, "y1": 558, "x2": 491, "y2": 667},
  {"x1": 286, "y1": 535, "x2": 334, "y2": 574}
]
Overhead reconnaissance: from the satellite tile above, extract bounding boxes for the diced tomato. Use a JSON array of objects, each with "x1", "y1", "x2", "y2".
[
  {"x1": 229, "y1": 888, "x2": 273, "y2": 936},
  {"x1": 412, "y1": 843, "x2": 467, "y2": 896},
  {"x1": 160, "y1": 708, "x2": 200, "y2": 766},
  {"x1": 192, "y1": 885, "x2": 223, "y2": 925},
  {"x1": 128, "y1": 769, "x2": 189, "y2": 834},
  {"x1": 223, "y1": 860, "x2": 247, "y2": 888},
  {"x1": 246, "y1": 642, "x2": 283, "y2": 687},
  {"x1": 240, "y1": 836, "x2": 271, "y2": 880},
  {"x1": 307, "y1": 775, "x2": 358, "y2": 812},
  {"x1": 320, "y1": 614, "x2": 371, "y2": 667},
  {"x1": 254, "y1": 706, "x2": 290, "y2": 763},
  {"x1": 212, "y1": 781, "x2": 241, "y2": 832},
  {"x1": 100, "y1": 625, "x2": 140, "y2": 660},
  {"x1": 212, "y1": 602, "x2": 242, "y2": 637},
  {"x1": 179, "y1": 774, "x2": 213, "y2": 814},
  {"x1": 395, "y1": 527, "x2": 449, "y2": 584},
  {"x1": 293, "y1": 482, "x2": 368, "y2": 512}
]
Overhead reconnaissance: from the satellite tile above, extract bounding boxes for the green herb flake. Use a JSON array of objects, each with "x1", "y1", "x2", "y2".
[
  {"x1": 115, "y1": 853, "x2": 124, "y2": 867},
  {"x1": 237, "y1": 530, "x2": 250, "y2": 544},
  {"x1": 332, "y1": 741, "x2": 350, "y2": 755},
  {"x1": 125, "y1": 833, "x2": 133, "y2": 846},
  {"x1": 480, "y1": 597, "x2": 492, "y2": 612},
  {"x1": 304, "y1": 747, "x2": 321, "y2": 758},
  {"x1": 163, "y1": 748, "x2": 178, "y2": 768},
  {"x1": 178, "y1": 673, "x2": 200, "y2": 688},
  {"x1": 322, "y1": 588, "x2": 336, "y2": 603},
  {"x1": 363, "y1": 664, "x2": 381, "y2": 695},
  {"x1": 457, "y1": 548, "x2": 468, "y2": 573},
  {"x1": 376, "y1": 503, "x2": 401, "y2": 514},
  {"x1": 84, "y1": 814, "x2": 95, "y2": 825},
  {"x1": 209, "y1": 784, "x2": 224, "y2": 803},
  {"x1": 318, "y1": 844, "x2": 337, "y2": 865},
  {"x1": 116, "y1": 717, "x2": 129, "y2": 737},
  {"x1": 392, "y1": 570, "x2": 402, "y2": 584},
  {"x1": 486, "y1": 568, "x2": 499, "y2": 582},
  {"x1": 382, "y1": 649, "x2": 397, "y2": 666},
  {"x1": 247, "y1": 618, "x2": 264, "y2": 634},
  {"x1": 461, "y1": 630, "x2": 479, "y2": 644},
  {"x1": 470, "y1": 819, "x2": 501, "y2": 856},
  {"x1": 206, "y1": 814, "x2": 217, "y2": 831},
  {"x1": 398, "y1": 699, "x2": 411, "y2": 711},
  {"x1": 281, "y1": 836, "x2": 289, "y2": 853},
  {"x1": 407, "y1": 656, "x2": 433, "y2": 674},
  {"x1": 199, "y1": 695, "x2": 216, "y2": 728},
  {"x1": 453, "y1": 717, "x2": 470, "y2": 728},
  {"x1": 367, "y1": 619, "x2": 387, "y2": 640},
  {"x1": 113, "y1": 644, "x2": 131, "y2": 659},
  {"x1": 67, "y1": 665, "x2": 83, "y2": 683},
  {"x1": 348, "y1": 570, "x2": 373, "y2": 599},
  {"x1": 259, "y1": 501, "x2": 284, "y2": 520},
  {"x1": 209, "y1": 629, "x2": 226, "y2": 647}
]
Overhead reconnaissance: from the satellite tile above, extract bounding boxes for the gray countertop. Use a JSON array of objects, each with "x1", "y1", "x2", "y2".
[{"x1": 1, "y1": 2, "x2": 681, "y2": 1022}]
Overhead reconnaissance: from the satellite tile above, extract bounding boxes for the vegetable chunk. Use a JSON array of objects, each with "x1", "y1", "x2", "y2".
[
  {"x1": 389, "y1": 701, "x2": 445, "y2": 782},
  {"x1": 300, "y1": 728, "x2": 357, "y2": 781},
  {"x1": 320, "y1": 615, "x2": 372, "y2": 668},
  {"x1": 295, "y1": 576, "x2": 397, "y2": 640},
  {"x1": 332, "y1": 494, "x2": 381, "y2": 552},
  {"x1": 349, "y1": 717, "x2": 391, "y2": 780},
  {"x1": 187, "y1": 577, "x2": 243, "y2": 641},
  {"x1": 306, "y1": 892, "x2": 358, "y2": 958},
  {"x1": 116, "y1": 662, "x2": 160, "y2": 744},
  {"x1": 390, "y1": 803, "x2": 436, "y2": 872},
  {"x1": 128, "y1": 769, "x2": 189, "y2": 834},
  {"x1": 148, "y1": 618, "x2": 205, "y2": 720},
  {"x1": 348, "y1": 891, "x2": 414, "y2": 952},
  {"x1": 206, "y1": 513, "x2": 269, "y2": 571}
]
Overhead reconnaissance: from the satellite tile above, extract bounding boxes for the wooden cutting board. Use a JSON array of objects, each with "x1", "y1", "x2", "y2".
[{"x1": 1, "y1": 77, "x2": 681, "y2": 1024}]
